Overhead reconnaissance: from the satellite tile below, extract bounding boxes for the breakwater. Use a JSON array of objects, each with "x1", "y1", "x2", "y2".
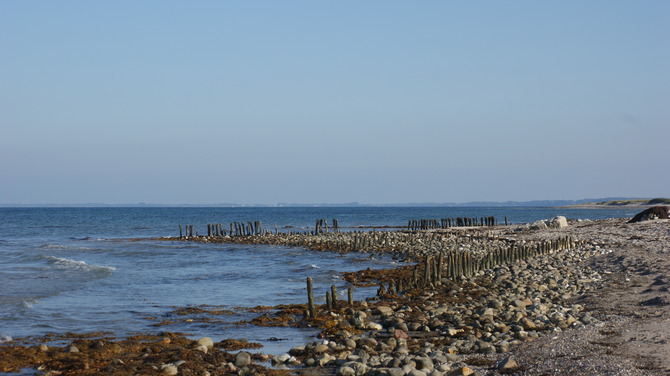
[{"x1": 159, "y1": 217, "x2": 606, "y2": 375}]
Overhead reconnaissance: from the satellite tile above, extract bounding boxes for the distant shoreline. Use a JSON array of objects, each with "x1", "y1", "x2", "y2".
[
  {"x1": 562, "y1": 198, "x2": 670, "y2": 209},
  {"x1": 1, "y1": 197, "x2": 667, "y2": 208}
]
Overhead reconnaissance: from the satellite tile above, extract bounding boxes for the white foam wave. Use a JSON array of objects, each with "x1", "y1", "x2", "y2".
[
  {"x1": 39, "y1": 243, "x2": 93, "y2": 251},
  {"x1": 42, "y1": 255, "x2": 116, "y2": 273},
  {"x1": 0, "y1": 333, "x2": 12, "y2": 343}
]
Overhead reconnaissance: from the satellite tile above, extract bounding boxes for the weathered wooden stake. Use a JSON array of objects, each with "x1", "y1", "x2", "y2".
[{"x1": 307, "y1": 277, "x2": 316, "y2": 318}]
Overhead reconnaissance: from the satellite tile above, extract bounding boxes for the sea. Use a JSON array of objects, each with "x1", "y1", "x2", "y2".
[{"x1": 0, "y1": 206, "x2": 639, "y2": 355}]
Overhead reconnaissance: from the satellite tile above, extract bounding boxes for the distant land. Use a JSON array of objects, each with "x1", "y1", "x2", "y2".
[
  {"x1": 565, "y1": 198, "x2": 670, "y2": 208},
  {"x1": 1, "y1": 197, "x2": 667, "y2": 208}
]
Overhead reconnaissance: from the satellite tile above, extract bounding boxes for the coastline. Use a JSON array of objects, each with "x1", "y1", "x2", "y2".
[{"x1": 1, "y1": 216, "x2": 669, "y2": 375}]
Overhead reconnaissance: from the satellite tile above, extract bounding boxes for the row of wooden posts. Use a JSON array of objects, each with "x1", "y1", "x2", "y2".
[
  {"x1": 378, "y1": 236, "x2": 581, "y2": 297},
  {"x1": 230, "y1": 221, "x2": 264, "y2": 236},
  {"x1": 180, "y1": 218, "x2": 343, "y2": 239},
  {"x1": 305, "y1": 277, "x2": 355, "y2": 318},
  {"x1": 179, "y1": 225, "x2": 196, "y2": 238},
  {"x1": 407, "y1": 216, "x2": 508, "y2": 230},
  {"x1": 303, "y1": 236, "x2": 581, "y2": 317},
  {"x1": 315, "y1": 218, "x2": 340, "y2": 234}
]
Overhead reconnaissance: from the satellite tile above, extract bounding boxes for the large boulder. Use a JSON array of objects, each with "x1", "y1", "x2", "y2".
[
  {"x1": 628, "y1": 206, "x2": 670, "y2": 223},
  {"x1": 548, "y1": 216, "x2": 568, "y2": 228},
  {"x1": 527, "y1": 216, "x2": 568, "y2": 230}
]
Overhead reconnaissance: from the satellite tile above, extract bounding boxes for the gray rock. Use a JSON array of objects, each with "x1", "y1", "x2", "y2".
[
  {"x1": 375, "y1": 306, "x2": 394, "y2": 316},
  {"x1": 235, "y1": 352, "x2": 251, "y2": 367},
  {"x1": 273, "y1": 354, "x2": 291, "y2": 364},
  {"x1": 444, "y1": 353, "x2": 460, "y2": 362},
  {"x1": 378, "y1": 368, "x2": 405, "y2": 376},
  {"x1": 549, "y1": 216, "x2": 568, "y2": 228},
  {"x1": 496, "y1": 356, "x2": 518, "y2": 369},
  {"x1": 414, "y1": 356, "x2": 434, "y2": 371}
]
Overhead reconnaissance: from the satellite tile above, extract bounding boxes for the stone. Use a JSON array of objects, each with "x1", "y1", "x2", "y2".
[
  {"x1": 396, "y1": 322, "x2": 409, "y2": 332},
  {"x1": 366, "y1": 322, "x2": 383, "y2": 330},
  {"x1": 520, "y1": 317, "x2": 537, "y2": 330},
  {"x1": 234, "y1": 351, "x2": 251, "y2": 367},
  {"x1": 338, "y1": 366, "x2": 355, "y2": 376},
  {"x1": 318, "y1": 354, "x2": 334, "y2": 367},
  {"x1": 378, "y1": 368, "x2": 405, "y2": 376},
  {"x1": 496, "y1": 356, "x2": 518, "y2": 369},
  {"x1": 314, "y1": 344, "x2": 330, "y2": 354},
  {"x1": 529, "y1": 220, "x2": 548, "y2": 230},
  {"x1": 273, "y1": 354, "x2": 291, "y2": 364},
  {"x1": 161, "y1": 364, "x2": 178, "y2": 375},
  {"x1": 444, "y1": 353, "x2": 461, "y2": 362},
  {"x1": 375, "y1": 306, "x2": 394, "y2": 316},
  {"x1": 347, "y1": 361, "x2": 369, "y2": 375},
  {"x1": 196, "y1": 337, "x2": 214, "y2": 349},
  {"x1": 513, "y1": 299, "x2": 528, "y2": 308},
  {"x1": 409, "y1": 370, "x2": 428, "y2": 376},
  {"x1": 629, "y1": 206, "x2": 670, "y2": 223},
  {"x1": 446, "y1": 367, "x2": 474, "y2": 376},
  {"x1": 67, "y1": 345, "x2": 79, "y2": 353},
  {"x1": 549, "y1": 216, "x2": 568, "y2": 228},
  {"x1": 394, "y1": 329, "x2": 409, "y2": 339},
  {"x1": 414, "y1": 356, "x2": 434, "y2": 371}
]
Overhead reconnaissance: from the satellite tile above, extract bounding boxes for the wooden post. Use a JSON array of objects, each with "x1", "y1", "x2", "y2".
[
  {"x1": 307, "y1": 277, "x2": 316, "y2": 318},
  {"x1": 347, "y1": 287, "x2": 353, "y2": 306},
  {"x1": 330, "y1": 285, "x2": 337, "y2": 307},
  {"x1": 179, "y1": 224, "x2": 183, "y2": 239},
  {"x1": 326, "y1": 291, "x2": 332, "y2": 309}
]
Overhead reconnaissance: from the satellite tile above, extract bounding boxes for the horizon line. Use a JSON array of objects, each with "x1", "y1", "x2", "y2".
[{"x1": 0, "y1": 197, "x2": 657, "y2": 208}]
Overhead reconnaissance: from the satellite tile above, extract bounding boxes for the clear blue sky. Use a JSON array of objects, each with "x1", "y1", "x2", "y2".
[{"x1": 1, "y1": 1, "x2": 668, "y2": 205}]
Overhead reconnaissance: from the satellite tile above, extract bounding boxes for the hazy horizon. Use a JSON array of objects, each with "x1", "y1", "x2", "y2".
[
  {"x1": 0, "y1": 196, "x2": 660, "y2": 208},
  {"x1": 2, "y1": 1, "x2": 668, "y2": 205}
]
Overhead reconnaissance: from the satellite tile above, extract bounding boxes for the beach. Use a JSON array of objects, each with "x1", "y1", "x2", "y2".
[{"x1": 1, "y1": 209, "x2": 668, "y2": 375}]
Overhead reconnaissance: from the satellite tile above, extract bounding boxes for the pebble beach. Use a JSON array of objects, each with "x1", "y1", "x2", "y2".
[{"x1": 1, "y1": 212, "x2": 668, "y2": 376}]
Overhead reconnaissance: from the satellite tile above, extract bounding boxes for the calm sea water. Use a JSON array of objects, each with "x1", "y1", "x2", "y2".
[{"x1": 0, "y1": 206, "x2": 637, "y2": 354}]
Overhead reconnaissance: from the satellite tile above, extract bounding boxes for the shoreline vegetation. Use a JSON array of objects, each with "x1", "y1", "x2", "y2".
[{"x1": 1, "y1": 208, "x2": 669, "y2": 375}]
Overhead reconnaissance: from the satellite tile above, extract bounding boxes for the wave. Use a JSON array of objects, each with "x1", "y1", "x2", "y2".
[
  {"x1": 41, "y1": 255, "x2": 116, "y2": 273},
  {"x1": 21, "y1": 299, "x2": 37, "y2": 309},
  {"x1": 39, "y1": 243, "x2": 94, "y2": 251}
]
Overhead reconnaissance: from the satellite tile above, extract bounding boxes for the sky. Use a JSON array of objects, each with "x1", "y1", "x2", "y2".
[{"x1": 1, "y1": 1, "x2": 669, "y2": 205}]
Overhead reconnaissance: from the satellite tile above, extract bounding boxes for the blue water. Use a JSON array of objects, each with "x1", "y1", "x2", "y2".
[{"x1": 0, "y1": 206, "x2": 638, "y2": 353}]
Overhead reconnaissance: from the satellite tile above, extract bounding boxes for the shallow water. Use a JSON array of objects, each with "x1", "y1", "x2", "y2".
[{"x1": 0, "y1": 206, "x2": 637, "y2": 354}]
